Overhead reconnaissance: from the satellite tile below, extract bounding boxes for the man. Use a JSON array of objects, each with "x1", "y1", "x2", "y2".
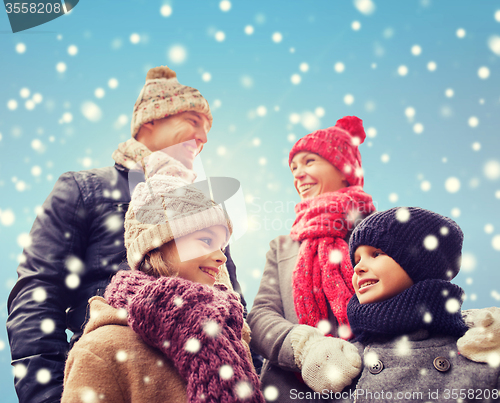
[{"x1": 7, "y1": 65, "x2": 244, "y2": 403}]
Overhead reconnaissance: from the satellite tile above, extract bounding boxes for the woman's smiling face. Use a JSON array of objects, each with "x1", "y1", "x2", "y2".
[{"x1": 290, "y1": 151, "x2": 348, "y2": 200}]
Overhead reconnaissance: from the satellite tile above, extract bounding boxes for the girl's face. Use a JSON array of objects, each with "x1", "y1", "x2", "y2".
[
  {"x1": 352, "y1": 245, "x2": 414, "y2": 304},
  {"x1": 290, "y1": 152, "x2": 348, "y2": 200},
  {"x1": 160, "y1": 225, "x2": 228, "y2": 286}
]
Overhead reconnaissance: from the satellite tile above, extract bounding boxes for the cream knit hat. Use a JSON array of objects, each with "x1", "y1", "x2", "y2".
[
  {"x1": 130, "y1": 66, "x2": 213, "y2": 138},
  {"x1": 125, "y1": 175, "x2": 232, "y2": 270}
]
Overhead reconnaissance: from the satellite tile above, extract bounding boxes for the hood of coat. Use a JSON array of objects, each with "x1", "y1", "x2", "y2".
[{"x1": 84, "y1": 296, "x2": 128, "y2": 335}]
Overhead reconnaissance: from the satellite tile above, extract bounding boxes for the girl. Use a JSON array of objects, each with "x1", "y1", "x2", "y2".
[
  {"x1": 62, "y1": 175, "x2": 264, "y2": 403},
  {"x1": 247, "y1": 116, "x2": 377, "y2": 401}
]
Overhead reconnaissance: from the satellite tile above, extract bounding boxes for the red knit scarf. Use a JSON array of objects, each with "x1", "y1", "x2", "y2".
[{"x1": 290, "y1": 186, "x2": 376, "y2": 328}]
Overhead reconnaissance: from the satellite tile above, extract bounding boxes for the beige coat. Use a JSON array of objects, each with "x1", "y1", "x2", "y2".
[
  {"x1": 62, "y1": 296, "x2": 187, "y2": 402},
  {"x1": 62, "y1": 295, "x2": 253, "y2": 403}
]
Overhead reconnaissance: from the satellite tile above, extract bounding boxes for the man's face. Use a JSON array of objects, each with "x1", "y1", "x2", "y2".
[{"x1": 137, "y1": 111, "x2": 210, "y2": 169}]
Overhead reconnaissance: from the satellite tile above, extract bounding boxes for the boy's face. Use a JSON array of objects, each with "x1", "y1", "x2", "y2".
[
  {"x1": 137, "y1": 111, "x2": 210, "y2": 169},
  {"x1": 160, "y1": 225, "x2": 228, "y2": 287},
  {"x1": 352, "y1": 245, "x2": 414, "y2": 304},
  {"x1": 290, "y1": 151, "x2": 348, "y2": 200}
]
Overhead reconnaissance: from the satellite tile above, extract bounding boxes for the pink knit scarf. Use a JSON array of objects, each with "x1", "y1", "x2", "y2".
[
  {"x1": 290, "y1": 186, "x2": 376, "y2": 328},
  {"x1": 105, "y1": 270, "x2": 264, "y2": 403}
]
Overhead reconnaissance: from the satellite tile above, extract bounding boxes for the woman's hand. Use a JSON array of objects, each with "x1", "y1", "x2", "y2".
[
  {"x1": 458, "y1": 307, "x2": 500, "y2": 366},
  {"x1": 290, "y1": 325, "x2": 361, "y2": 392}
]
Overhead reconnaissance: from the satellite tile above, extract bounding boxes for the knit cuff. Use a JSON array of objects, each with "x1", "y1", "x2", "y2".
[{"x1": 289, "y1": 325, "x2": 324, "y2": 369}]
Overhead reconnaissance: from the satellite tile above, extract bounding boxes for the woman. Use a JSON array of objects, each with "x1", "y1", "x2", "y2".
[
  {"x1": 62, "y1": 174, "x2": 264, "y2": 403},
  {"x1": 247, "y1": 116, "x2": 376, "y2": 402}
]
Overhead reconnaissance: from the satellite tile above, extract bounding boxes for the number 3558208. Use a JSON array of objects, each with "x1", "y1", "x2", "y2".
[{"x1": 5, "y1": 3, "x2": 62, "y2": 14}]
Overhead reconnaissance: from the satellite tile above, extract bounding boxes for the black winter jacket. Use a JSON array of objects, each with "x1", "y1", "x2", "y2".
[{"x1": 6, "y1": 163, "x2": 244, "y2": 403}]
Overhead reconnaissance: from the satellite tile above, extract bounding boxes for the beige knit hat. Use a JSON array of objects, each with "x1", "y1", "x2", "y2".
[
  {"x1": 125, "y1": 175, "x2": 232, "y2": 270},
  {"x1": 130, "y1": 66, "x2": 213, "y2": 138}
]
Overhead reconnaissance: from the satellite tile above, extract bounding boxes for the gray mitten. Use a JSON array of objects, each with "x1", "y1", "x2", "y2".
[{"x1": 290, "y1": 325, "x2": 361, "y2": 393}]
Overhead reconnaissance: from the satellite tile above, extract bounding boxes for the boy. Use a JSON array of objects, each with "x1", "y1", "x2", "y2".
[{"x1": 346, "y1": 207, "x2": 500, "y2": 402}]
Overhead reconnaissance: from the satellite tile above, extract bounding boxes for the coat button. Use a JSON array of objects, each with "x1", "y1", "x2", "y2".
[
  {"x1": 433, "y1": 357, "x2": 451, "y2": 372},
  {"x1": 368, "y1": 360, "x2": 384, "y2": 374}
]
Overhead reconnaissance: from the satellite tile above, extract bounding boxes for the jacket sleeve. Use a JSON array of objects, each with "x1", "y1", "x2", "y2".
[
  {"x1": 62, "y1": 345, "x2": 125, "y2": 403},
  {"x1": 247, "y1": 239, "x2": 299, "y2": 372},
  {"x1": 7, "y1": 172, "x2": 90, "y2": 403}
]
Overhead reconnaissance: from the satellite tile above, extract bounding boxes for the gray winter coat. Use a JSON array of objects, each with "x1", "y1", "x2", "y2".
[
  {"x1": 247, "y1": 235, "x2": 342, "y2": 403},
  {"x1": 349, "y1": 330, "x2": 500, "y2": 403}
]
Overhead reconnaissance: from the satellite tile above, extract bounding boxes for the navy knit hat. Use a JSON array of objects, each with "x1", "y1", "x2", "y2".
[{"x1": 349, "y1": 207, "x2": 463, "y2": 283}]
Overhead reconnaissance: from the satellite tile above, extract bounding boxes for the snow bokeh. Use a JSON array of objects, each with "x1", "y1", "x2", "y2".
[{"x1": 2, "y1": 3, "x2": 500, "y2": 401}]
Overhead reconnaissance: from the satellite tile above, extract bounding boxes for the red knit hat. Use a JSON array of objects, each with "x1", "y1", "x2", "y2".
[{"x1": 288, "y1": 116, "x2": 366, "y2": 187}]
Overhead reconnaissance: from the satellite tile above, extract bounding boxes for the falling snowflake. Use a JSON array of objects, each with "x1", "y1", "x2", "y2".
[
  {"x1": 203, "y1": 320, "x2": 221, "y2": 337},
  {"x1": 488, "y1": 35, "x2": 500, "y2": 56},
  {"x1": 316, "y1": 320, "x2": 331, "y2": 335},
  {"x1": 235, "y1": 381, "x2": 253, "y2": 399},
  {"x1": 244, "y1": 25, "x2": 254, "y2": 35},
  {"x1": 116, "y1": 350, "x2": 128, "y2": 362},
  {"x1": 56, "y1": 62, "x2": 67, "y2": 73},
  {"x1": 423, "y1": 312, "x2": 433, "y2": 323},
  {"x1": 364, "y1": 351, "x2": 379, "y2": 367},
  {"x1": 16, "y1": 43, "x2": 26, "y2": 53},
  {"x1": 396, "y1": 336, "x2": 411, "y2": 356},
  {"x1": 80, "y1": 387, "x2": 98, "y2": 403},
  {"x1": 81, "y1": 102, "x2": 102, "y2": 122},
  {"x1": 185, "y1": 337, "x2": 201, "y2": 353},
  {"x1": 41, "y1": 319, "x2": 56, "y2": 334},
  {"x1": 411, "y1": 44, "x2": 422, "y2": 55},
  {"x1": 290, "y1": 74, "x2": 301, "y2": 85},
  {"x1": 263, "y1": 385, "x2": 279, "y2": 401},
  {"x1": 420, "y1": 180, "x2": 431, "y2": 191},
  {"x1": 108, "y1": 78, "x2": 119, "y2": 89},
  {"x1": 160, "y1": 5, "x2": 172, "y2": 17},
  {"x1": 65, "y1": 273, "x2": 80, "y2": 289},
  {"x1": 354, "y1": 0, "x2": 375, "y2": 15},
  {"x1": 13, "y1": 364, "x2": 27, "y2": 379},
  {"x1": 484, "y1": 160, "x2": 500, "y2": 180},
  {"x1": 456, "y1": 28, "x2": 466, "y2": 38},
  {"x1": 334, "y1": 62, "x2": 345, "y2": 73},
  {"x1": 68, "y1": 45, "x2": 78, "y2": 56},
  {"x1": 445, "y1": 298, "x2": 460, "y2": 313},
  {"x1": 395, "y1": 207, "x2": 410, "y2": 223},
  {"x1": 398, "y1": 65, "x2": 408, "y2": 76},
  {"x1": 352, "y1": 21, "x2": 361, "y2": 31},
  {"x1": 17, "y1": 233, "x2": 32, "y2": 248},
  {"x1": 329, "y1": 249, "x2": 343, "y2": 264},
  {"x1": 219, "y1": 364, "x2": 234, "y2": 380},
  {"x1": 413, "y1": 123, "x2": 424, "y2": 134},
  {"x1": 215, "y1": 31, "x2": 225, "y2": 42},
  {"x1": 478, "y1": 66, "x2": 490, "y2": 79},
  {"x1": 36, "y1": 368, "x2": 51, "y2": 384},
  {"x1": 272, "y1": 32, "x2": 282, "y2": 43},
  {"x1": 444, "y1": 177, "x2": 460, "y2": 193},
  {"x1": 219, "y1": 0, "x2": 231, "y2": 12},
  {"x1": 492, "y1": 235, "x2": 500, "y2": 251},
  {"x1": 344, "y1": 94, "x2": 354, "y2": 105},
  {"x1": 66, "y1": 256, "x2": 84, "y2": 273},
  {"x1": 33, "y1": 287, "x2": 47, "y2": 302}
]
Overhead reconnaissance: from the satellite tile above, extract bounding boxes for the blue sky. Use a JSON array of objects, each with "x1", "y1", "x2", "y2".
[{"x1": 1, "y1": 0, "x2": 500, "y2": 400}]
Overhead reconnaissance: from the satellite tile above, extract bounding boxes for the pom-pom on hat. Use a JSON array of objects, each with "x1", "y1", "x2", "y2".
[
  {"x1": 349, "y1": 207, "x2": 464, "y2": 283},
  {"x1": 130, "y1": 65, "x2": 213, "y2": 138},
  {"x1": 125, "y1": 175, "x2": 232, "y2": 270},
  {"x1": 288, "y1": 116, "x2": 366, "y2": 187}
]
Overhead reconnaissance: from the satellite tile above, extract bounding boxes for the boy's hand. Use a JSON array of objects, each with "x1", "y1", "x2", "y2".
[
  {"x1": 458, "y1": 307, "x2": 500, "y2": 366},
  {"x1": 290, "y1": 325, "x2": 361, "y2": 392}
]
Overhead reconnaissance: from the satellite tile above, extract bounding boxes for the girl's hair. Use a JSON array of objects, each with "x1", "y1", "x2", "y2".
[{"x1": 139, "y1": 242, "x2": 176, "y2": 278}]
